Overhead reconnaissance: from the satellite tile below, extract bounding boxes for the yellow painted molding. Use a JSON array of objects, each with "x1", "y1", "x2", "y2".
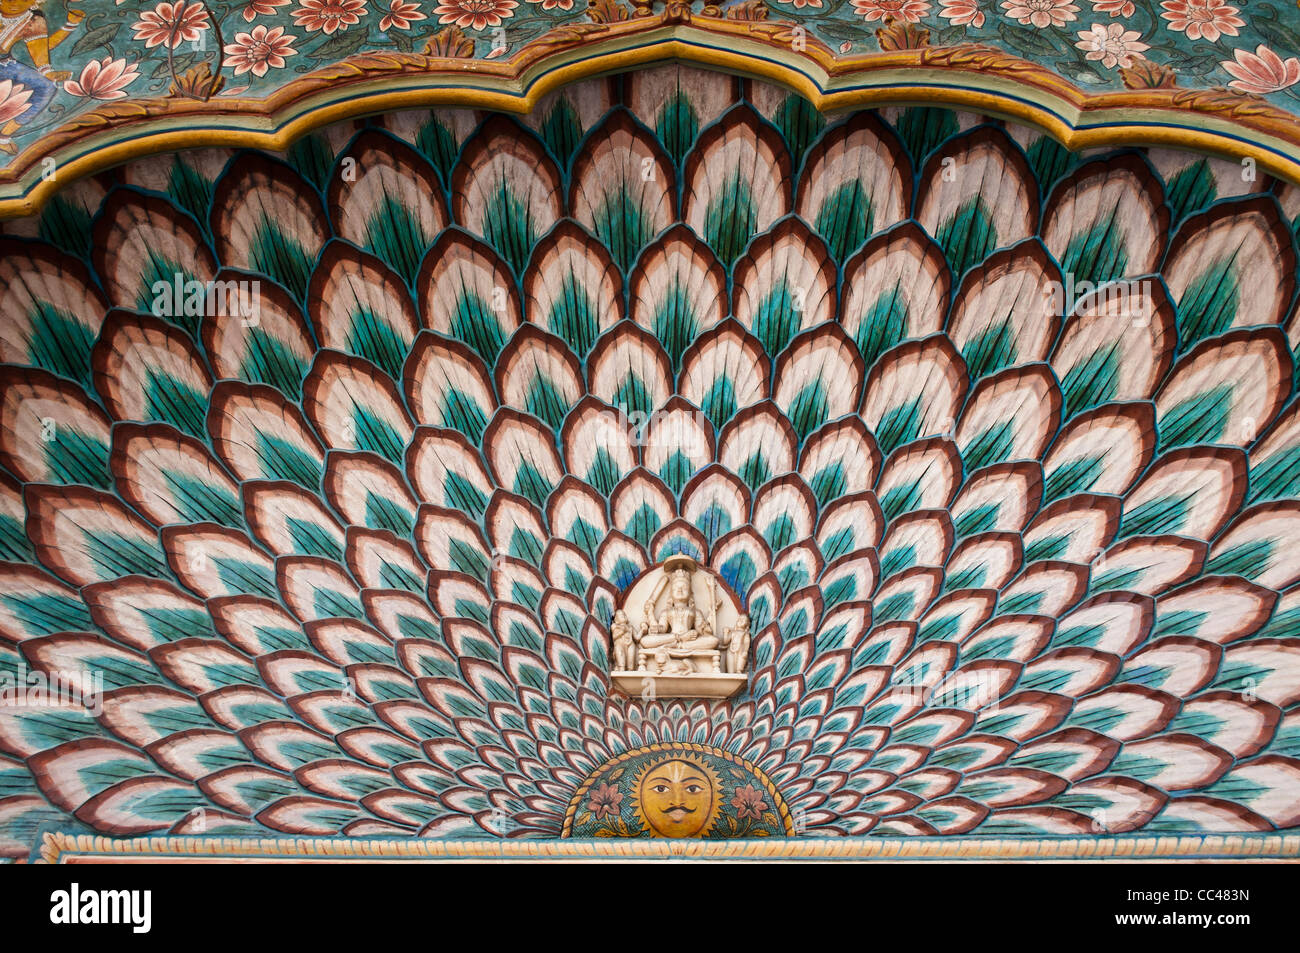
[
  {"x1": 38, "y1": 830, "x2": 1300, "y2": 863},
  {"x1": 3, "y1": 13, "x2": 1300, "y2": 220}
]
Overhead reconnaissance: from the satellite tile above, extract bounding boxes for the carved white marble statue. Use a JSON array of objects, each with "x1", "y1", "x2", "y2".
[
  {"x1": 721, "y1": 613, "x2": 751, "y2": 675},
  {"x1": 636, "y1": 557, "x2": 721, "y2": 675},
  {"x1": 609, "y1": 556, "x2": 749, "y2": 698},
  {"x1": 611, "y1": 609, "x2": 635, "y2": 671}
]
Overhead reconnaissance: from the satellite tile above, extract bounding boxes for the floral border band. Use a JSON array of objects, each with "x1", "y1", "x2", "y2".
[
  {"x1": 35, "y1": 831, "x2": 1300, "y2": 862},
  {"x1": 5, "y1": 10, "x2": 1300, "y2": 219}
]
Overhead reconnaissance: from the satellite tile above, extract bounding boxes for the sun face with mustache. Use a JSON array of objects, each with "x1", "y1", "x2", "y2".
[{"x1": 633, "y1": 754, "x2": 722, "y2": 838}]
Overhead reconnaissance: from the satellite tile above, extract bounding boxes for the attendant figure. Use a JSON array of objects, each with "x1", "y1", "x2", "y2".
[
  {"x1": 724, "y1": 614, "x2": 750, "y2": 675},
  {"x1": 611, "y1": 609, "x2": 635, "y2": 671}
]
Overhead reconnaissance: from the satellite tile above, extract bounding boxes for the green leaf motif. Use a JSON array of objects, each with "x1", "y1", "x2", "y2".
[
  {"x1": 288, "y1": 135, "x2": 334, "y2": 192},
  {"x1": 249, "y1": 216, "x2": 313, "y2": 303},
  {"x1": 1177, "y1": 256, "x2": 1239, "y2": 351},
  {"x1": 773, "y1": 94, "x2": 825, "y2": 173},
  {"x1": 750, "y1": 280, "x2": 799, "y2": 357},
  {"x1": 656, "y1": 91, "x2": 699, "y2": 168},
  {"x1": 962, "y1": 319, "x2": 1018, "y2": 379},
  {"x1": 27, "y1": 302, "x2": 95, "y2": 387},
  {"x1": 257, "y1": 432, "x2": 322, "y2": 489},
  {"x1": 1158, "y1": 383, "x2": 1232, "y2": 451},
  {"x1": 1165, "y1": 158, "x2": 1217, "y2": 224},
  {"x1": 546, "y1": 271, "x2": 599, "y2": 357},
  {"x1": 815, "y1": 179, "x2": 873, "y2": 262},
  {"x1": 38, "y1": 195, "x2": 94, "y2": 259},
  {"x1": 934, "y1": 195, "x2": 996, "y2": 280},
  {"x1": 44, "y1": 427, "x2": 112, "y2": 489},
  {"x1": 1060, "y1": 208, "x2": 1129, "y2": 288},
  {"x1": 416, "y1": 118, "x2": 458, "y2": 186},
  {"x1": 1118, "y1": 492, "x2": 1191, "y2": 539},
  {"x1": 144, "y1": 368, "x2": 208, "y2": 439},
  {"x1": 540, "y1": 98, "x2": 582, "y2": 169},
  {"x1": 242, "y1": 326, "x2": 307, "y2": 400},
  {"x1": 166, "y1": 159, "x2": 216, "y2": 240},
  {"x1": 704, "y1": 169, "x2": 757, "y2": 268},
  {"x1": 449, "y1": 289, "x2": 506, "y2": 363},
  {"x1": 482, "y1": 179, "x2": 536, "y2": 277},
  {"x1": 365, "y1": 195, "x2": 429, "y2": 287},
  {"x1": 1060, "y1": 346, "x2": 1119, "y2": 419},
  {"x1": 895, "y1": 107, "x2": 958, "y2": 167},
  {"x1": 652, "y1": 279, "x2": 696, "y2": 371}
]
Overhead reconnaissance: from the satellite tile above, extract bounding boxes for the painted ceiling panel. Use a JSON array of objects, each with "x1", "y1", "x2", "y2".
[
  {"x1": 0, "y1": 2, "x2": 1299, "y2": 212},
  {"x1": 0, "y1": 68, "x2": 1299, "y2": 859}
]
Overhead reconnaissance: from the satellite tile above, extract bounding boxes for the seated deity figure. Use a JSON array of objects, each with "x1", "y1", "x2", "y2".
[{"x1": 638, "y1": 558, "x2": 720, "y2": 673}]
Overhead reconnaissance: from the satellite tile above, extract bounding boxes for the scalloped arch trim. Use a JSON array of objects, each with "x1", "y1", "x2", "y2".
[{"x1": 4, "y1": 14, "x2": 1300, "y2": 219}]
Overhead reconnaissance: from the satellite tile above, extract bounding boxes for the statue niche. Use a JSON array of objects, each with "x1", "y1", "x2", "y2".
[{"x1": 608, "y1": 555, "x2": 749, "y2": 700}]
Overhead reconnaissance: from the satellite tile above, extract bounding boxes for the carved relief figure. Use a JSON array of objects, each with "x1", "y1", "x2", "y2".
[
  {"x1": 608, "y1": 555, "x2": 748, "y2": 699},
  {"x1": 638, "y1": 556, "x2": 720, "y2": 674},
  {"x1": 722, "y1": 613, "x2": 750, "y2": 675},
  {"x1": 610, "y1": 609, "x2": 635, "y2": 671}
]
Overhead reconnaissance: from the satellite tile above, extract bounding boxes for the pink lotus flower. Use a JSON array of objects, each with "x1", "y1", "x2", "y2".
[
  {"x1": 432, "y1": 0, "x2": 516, "y2": 29},
  {"x1": 132, "y1": 0, "x2": 211, "y2": 48},
  {"x1": 587, "y1": 782, "x2": 622, "y2": 820},
  {"x1": 224, "y1": 24, "x2": 297, "y2": 77},
  {"x1": 526, "y1": 0, "x2": 574, "y2": 8},
  {"x1": 730, "y1": 784, "x2": 766, "y2": 821},
  {"x1": 1001, "y1": 0, "x2": 1077, "y2": 27},
  {"x1": 292, "y1": 0, "x2": 367, "y2": 33},
  {"x1": 1222, "y1": 44, "x2": 1300, "y2": 95},
  {"x1": 785, "y1": 0, "x2": 825, "y2": 7},
  {"x1": 241, "y1": 0, "x2": 290, "y2": 20},
  {"x1": 63, "y1": 57, "x2": 140, "y2": 100},
  {"x1": 940, "y1": 0, "x2": 985, "y2": 27},
  {"x1": 1075, "y1": 22, "x2": 1149, "y2": 69},
  {"x1": 851, "y1": 0, "x2": 931, "y2": 23},
  {"x1": 1159, "y1": 0, "x2": 1243, "y2": 43},
  {"x1": 0, "y1": 79, "x2": 33, "y2": 124},
  {"x1": 379, "y1": 0, "x2": 426, "y2": 28},
  {"x1": 1091, "y1": 0, "x2": 1133, "y2": 15}
]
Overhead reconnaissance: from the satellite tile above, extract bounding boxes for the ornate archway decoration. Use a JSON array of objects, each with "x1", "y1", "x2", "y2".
[{"x1": 3, "y1": 5, "x2": 1300, "y2": 216}]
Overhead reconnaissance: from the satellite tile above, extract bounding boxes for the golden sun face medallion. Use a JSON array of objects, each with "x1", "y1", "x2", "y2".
[{"x1": 633, "y1": 756, "x2": 722, "y2": 838}]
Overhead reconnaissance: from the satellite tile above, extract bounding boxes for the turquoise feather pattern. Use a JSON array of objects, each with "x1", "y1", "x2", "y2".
[{"x1": 0, "y1": 68, "x2": 1299, "y2": 852}]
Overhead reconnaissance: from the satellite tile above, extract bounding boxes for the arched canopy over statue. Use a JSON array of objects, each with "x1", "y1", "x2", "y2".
[{"x1": 608, "y1": 555, "x2": 749, "y2": 700}]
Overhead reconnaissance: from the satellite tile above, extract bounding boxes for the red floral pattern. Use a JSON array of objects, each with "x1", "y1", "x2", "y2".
[
  {"x1": 587, "y1": 782, "x2": 623, "y2": 820},
  {"x1": 131, "y1": 1, "x2": 211, "y2": 49},
  {"x1": 1222, "y1": 44, "x2": 1300, "y2": 95},
  {"x1": 1159, "y1": 0, "x2": 1244, "y2": 43},
  {"x1": 292, "y1": 0, "x2": 368, "y2": 33},
  {"x1": 730, "y1": 785, "x2": 766, "y2": 821},
  {"x1": 433, "y1": 0, "x2": 516, "y2": 29},
  {"x1": 939, "y1": 0, "x2": 985, "y2": 27},
  {"x1": 64, "y1": 57, "x2": 140, "y2": 100},
  {"x1": 1001, "y1": 0, "x2": 1078, "y2": 29},
  {"x1": 851, "y1": 0, "x2": 931, "y2": 24},
  {"x1": 224, "y1": 25, "x2": 298, "y2": 77}
]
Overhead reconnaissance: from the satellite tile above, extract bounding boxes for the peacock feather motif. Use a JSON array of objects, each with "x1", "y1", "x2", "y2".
[{"x1": 1, "y1": 66, "x2": 1300, "y2": 854}]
